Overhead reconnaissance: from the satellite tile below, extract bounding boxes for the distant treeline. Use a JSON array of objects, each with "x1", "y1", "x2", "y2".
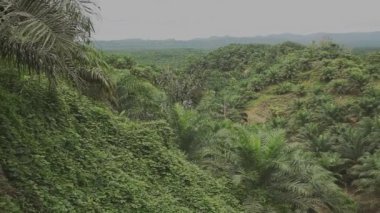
[{"x1": 95, "y1": 31, "x2": 380, "y2": 51}]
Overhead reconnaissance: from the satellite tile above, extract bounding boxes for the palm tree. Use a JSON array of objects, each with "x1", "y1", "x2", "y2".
[
  {"x1": 350, "y1": 151, "x2": 380, "y2": 211},
  {"x1": 116, "y1": 74, "x2": 170, "y2": 121},
  {"x1": 332, "y1": 126, "x2": 376, "y2": 164},
  {"x1": 192, "y1": 124, "x2": 356, "y2": 212},
  {"x1": 0, "y1": 0, "x2": 111, "y2": 90},
  {"x1": 236, "y1": 128, "x2": 356, "y2": 212}
]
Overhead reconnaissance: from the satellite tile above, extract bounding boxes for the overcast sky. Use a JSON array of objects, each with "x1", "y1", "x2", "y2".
[{"x1": 93, "y1": 0, "x2": 380, "y2": 40}]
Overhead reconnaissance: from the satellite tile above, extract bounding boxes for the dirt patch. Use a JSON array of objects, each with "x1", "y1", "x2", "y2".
[
  {"x1": 245, "y1": 102, "x2": 272, "y2": 124},
  {"x1": 245, "y1": 94, "x2": 296, "y2": 124}
]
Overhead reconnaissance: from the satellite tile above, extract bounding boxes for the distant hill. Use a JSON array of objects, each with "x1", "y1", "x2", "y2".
[{"x1": 95, "y1": 31, "x2": 380, "y2": 51}]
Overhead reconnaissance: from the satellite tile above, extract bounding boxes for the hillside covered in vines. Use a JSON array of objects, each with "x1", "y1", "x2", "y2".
[{"x1": 1, "y1": 0, "x2": 379, "y2": 212}]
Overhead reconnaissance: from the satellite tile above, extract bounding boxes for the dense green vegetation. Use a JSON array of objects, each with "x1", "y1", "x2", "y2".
[
  {"x1": 159, "y1": 42, "x2": 380, "y2": 212},
  {"x1": 105, "y1": 49, "x2": 207, "y2": 68},
  {"x1": 0, "y1": 75, "x2": 240, "y2": 212},
  {"x1": 1, "y1": 0, "x2": 379, "y2": 212}
]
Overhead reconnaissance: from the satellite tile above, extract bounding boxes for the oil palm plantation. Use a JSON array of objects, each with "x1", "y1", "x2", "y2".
[
  {"x1": 181, "y1": 118, "x2": 356, "y2": 212},
  {"x1": 351, "y1": 151, "x2": 380, "y2": 211},
  {"x1": 235, "y1": 128, "x2": 356, "y2": 212},
  {"x1": 0, "y1": 0, "x2": 111, "y2": 89}
]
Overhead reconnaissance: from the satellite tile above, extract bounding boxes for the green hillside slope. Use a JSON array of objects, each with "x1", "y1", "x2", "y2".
[
  {"x1": 1, "y1": 39, "x2": 379, "y2": 212},
  {"x1": 0, "y1": 75, "x2": 240, "y2": 212},
  {"x1": 161, "y1": 41, "x2": 380, "y2": 212},
  {"x1": 5, "y1": 1, "x2": 379, "y2": 212}
]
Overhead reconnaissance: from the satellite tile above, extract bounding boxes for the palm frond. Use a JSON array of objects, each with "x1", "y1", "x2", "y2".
[{"x1": 0, "y1": 0, "x2": 111, "y2": 92}]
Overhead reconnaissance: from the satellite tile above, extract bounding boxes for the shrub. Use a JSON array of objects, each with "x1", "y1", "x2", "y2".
[
  {"x1": 357, "y1": 87, "x2": 380, "y2": 115},
  {"x1": 320, "y1": 66, "x2": 337, "y2": 82},
  {"x1": 329, "y1": 79, "x2": 352, "y2": 95},
  {"x1": 312, "y1": 85, "x2": 324, "y2": 95},
  {"x1": 350, "y1": 151, "x2": 380, "y2": 212},
  {"x1": 248, "y1": 77, "x2": 266, "y2": 92},
  {"x1": 265, "y1": 67, "x2": 282, "y2": 84},
  {"x1": 294, "y1": 84, "x2": 307, "y2": 96},
  {"x1": 346, "y1": 68, "x2": 370, "y2": 92},
  {"x1": 274, "y1": 82, "x2": 294, "y2": 95}
]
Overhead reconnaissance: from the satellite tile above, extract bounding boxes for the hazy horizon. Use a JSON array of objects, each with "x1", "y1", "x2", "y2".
[
  {"x1": 94, "y1": 0, "x2": 380, "y2": 41},
  {"x1": 94, "y1": 31, "x2": 380, "y2": 41}
]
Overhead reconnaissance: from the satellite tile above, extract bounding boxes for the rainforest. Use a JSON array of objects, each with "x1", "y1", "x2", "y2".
[{"x1": 0, "y1": 0, "x2": 379, "y2": 212}]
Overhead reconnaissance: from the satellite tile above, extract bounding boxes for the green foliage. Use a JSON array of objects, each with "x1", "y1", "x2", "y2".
[
  {"x1": 294, "y1": 84, "x2": 306, "y2": 96},
  {"x1": 196, "y1": 90, "x2": 247, "y2": 122},
  {"x1": 247, "y1": 77, "x2": 266, "y2": 92},
  {"x1": 0, "y1": 77, "x2": 240, "y2": 212},
  {"x1": 0, "y1": 0, "x2": 112, "y2": 90},
  {"x1": 105, "y1": 49, "x2": 207, "y2": 68},
  {"x1": 106, "y1": 55, "x2": 137, "y2": 70},
  {"x1": 357, "y1": 87, "x2": 380, "y2": 115},
  {"x1": 167, "y1": 42, "x2": 380, "y2": 212},
  {"x1": 237, "y1": 129, "x2": 355, "y2": 212},
  {"x1": 201, "y1": 44, "x2": 270, "y2": 72},
  {"x1": 351, "y1": 151, "x2": 380, "y2": 211},
  {"x1": 274, "y1": 82, "x2": 294, "y2": 95},
  {"x1": 116, "y1": 73, "x2": 172, "y2": 121},
  {"x1": 347, "y1": 68, "x2": 370, "y2": 89},
  {"x1": 2, "y1": 39, "x2": 380, "y2": 212},
  {"x1": 174, "y1": 108, "x2": 356, "y2": 212},
  {"x1": 329, "y1": 79, "x2": 353, "y2": 95},
  {"x1": 320, "y1": 66, "x2": 337, "y2": 82}
]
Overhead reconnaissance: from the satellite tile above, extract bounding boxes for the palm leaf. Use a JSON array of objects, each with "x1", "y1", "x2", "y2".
[{"x1": 0, "y1": 0, "x2": 111, "y2": 91}]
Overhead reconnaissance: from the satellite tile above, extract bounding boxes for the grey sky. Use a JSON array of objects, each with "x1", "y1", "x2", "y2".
[{"x1": 94, "y1": 0, "x2": 380, "y2": 40}]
